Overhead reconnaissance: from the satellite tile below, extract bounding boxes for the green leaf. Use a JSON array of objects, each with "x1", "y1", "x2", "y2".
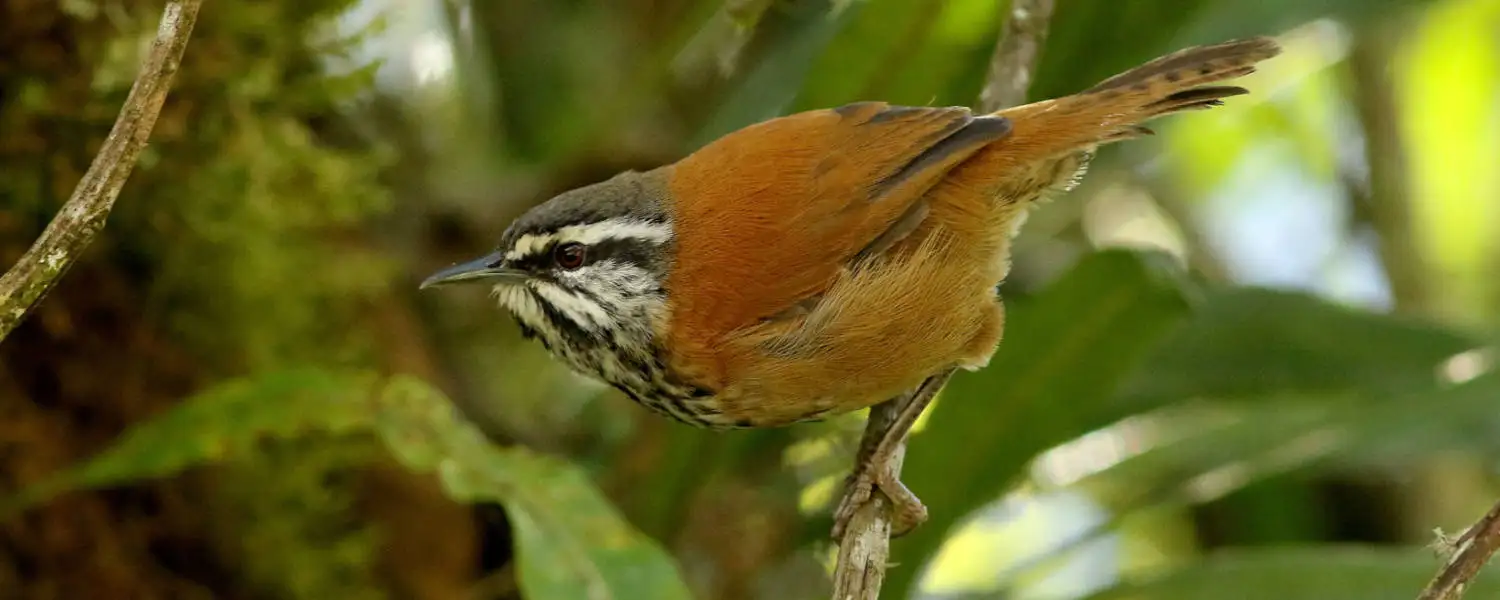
[
  {"x1": 1113, "y1": 287, "x2": 1477, "y2": 409},
  {"x1": 887, "y1": 249, "x2": 1195, "y2": 596},
  {"x1": 5, "y1": 369, "x2": 378, "y2": 510},
  {"x1": 7, "y1": 370, "x2": 693, "y2": 600},
  {"x1": 931, "y1": 293, "x2": 1488, "y2": 590},
  {"x1": 1082, "y1": 371, "x2": 1500, "y2": 514},
  {"x1": 377, "y1": 377, "x2": 694, "y2": 600},
  {"x1": 1082, "y1": 545, "x2": 1499, "y2": 600}
]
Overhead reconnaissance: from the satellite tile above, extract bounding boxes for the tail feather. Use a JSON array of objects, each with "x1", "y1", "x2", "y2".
[
  {"x1": 1097, "y1": 124, "x2": 1157, "y2": 144},
  {"x1": 1074, "y1": 36, "x2": 1281, "y2": 138},
  {"x1": 1143, "y1": 85, "x2": 1250, "y2": 115},
  {"x1": 961, "y1": 36, "x2": 1280, "y2": 203},
  {"x1": 1085, "y1": 37, "x2": 1281, "y2": 96},
  {"x1": 990, "y1": 36, "x2": 1281, "y2": 154}
]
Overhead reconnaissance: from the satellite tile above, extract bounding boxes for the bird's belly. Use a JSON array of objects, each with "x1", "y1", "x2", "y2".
[{"x1": 703, "y1": 232, "x2": 1007, "y2": 428}]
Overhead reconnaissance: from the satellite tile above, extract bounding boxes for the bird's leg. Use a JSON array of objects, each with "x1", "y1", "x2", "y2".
[{"x1": 832, "y1": 368, "x2": 956, "y2": 539}]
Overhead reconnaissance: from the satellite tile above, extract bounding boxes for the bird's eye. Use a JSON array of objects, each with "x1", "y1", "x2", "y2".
[{"x1": 553, "y1": 242, "x2": 587, "y2": 270}]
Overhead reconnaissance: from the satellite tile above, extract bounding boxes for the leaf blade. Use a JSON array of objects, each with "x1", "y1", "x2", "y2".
[
  {"x1": 1083, "y1": 545, "x2": 1500, "y2": 600},
  {"x1": 1113, "y1": 287, "x2": 1477, "y2": 409},
  {"x1": 378, "y1": 376, "x2": 695, "y2": 600},
  {"x1": 7, "y1": 371, "x2": 693, "y2": 600}
]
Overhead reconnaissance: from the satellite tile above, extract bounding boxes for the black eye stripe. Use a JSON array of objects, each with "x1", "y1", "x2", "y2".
[
  {"x1": 509, "y1": 236, "x2": 665, "y2": 273},
  {"x1": 528, "y1": 286, "x2": 593, "y2": 344}
]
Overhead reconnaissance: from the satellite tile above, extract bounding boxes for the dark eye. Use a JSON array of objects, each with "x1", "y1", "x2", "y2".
[{"x1": 553, "y1": 242, "x2": 587, "y2": 269}]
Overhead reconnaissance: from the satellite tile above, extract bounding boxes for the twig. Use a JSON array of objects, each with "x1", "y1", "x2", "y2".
[
  {"x1": 831, "y1": 401, "x2": 904, "y2": 600},
  {"x1": 828, "y1": 2, "x2": 1054, "y2": 598},
  {"x1": 0, "y1": 0, "x2": 204, "y2": 341},
  {"x1": 978, "y1": 0, "x2": 1056, "y2": 114},
  {"x1": 1418, "y1": 498, "x2": 1500, "y2": 600}
]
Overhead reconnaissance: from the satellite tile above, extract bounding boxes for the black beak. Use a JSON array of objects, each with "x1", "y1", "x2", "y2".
[{"x1": 419, "y1": 252, "x2": 528, "y2": 289}]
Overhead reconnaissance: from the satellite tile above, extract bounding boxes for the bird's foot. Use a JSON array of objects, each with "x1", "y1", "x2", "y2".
[{"x1": 831, "y1": 456, "x2": 928, "y2": 539}]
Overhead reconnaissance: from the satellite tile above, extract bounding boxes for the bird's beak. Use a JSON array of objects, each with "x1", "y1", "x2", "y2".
[{"x1": 419, "y1": 252, "x2": 528, "y2": 289}]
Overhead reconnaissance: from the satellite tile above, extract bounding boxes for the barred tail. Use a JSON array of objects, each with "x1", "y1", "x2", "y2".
[
  {"x1": 992, "y1": 36, "x2": 1282, "y2": 148},
  {"x1": 1073, "y1": 36, "x2": 1282, "y2": 141}
]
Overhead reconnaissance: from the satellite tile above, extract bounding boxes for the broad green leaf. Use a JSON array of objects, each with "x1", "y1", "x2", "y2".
[
  {"x1": 7, "y1": 370, "x2": 692, "y2": 600},
  {"x1": 1082, "y1": 545, "x2": 1500, "y2": 600},
  {"x1": 1082, "y1": 371, "x2": 1500, "y2": 513},
  {"x1": 888, "y1": 249, "x2": 1195, "y2": 596},
  {"x1": 1112, "y1": 287, "x2": 1477, "y2": 409},
  {"x1": 947, "y1": 299, "x2": 1488, "y2": 589},
  {"x1": 5, "y1": 369, "x2": 378, "y2": 510},
  {"x1": 377, "y1": 377, "x2": 694, "y2": 600}
]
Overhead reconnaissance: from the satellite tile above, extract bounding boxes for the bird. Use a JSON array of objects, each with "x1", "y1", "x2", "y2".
[{"x1": 421, "y1": 36, "x2": 1283, "y2": 538}]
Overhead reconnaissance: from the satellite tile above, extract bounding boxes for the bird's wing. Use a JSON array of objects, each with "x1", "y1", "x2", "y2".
[{"x1": 662, "y1": 101, "x2": 1011, "y2": 385}]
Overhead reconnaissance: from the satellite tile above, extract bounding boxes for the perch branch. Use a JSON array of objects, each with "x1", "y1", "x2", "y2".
[
  {"x1": 829, "y1": 1, "x2": 1054, "y2": 598},
  {"x1": 0, "y1": 0, "x2": 204, "y2": 341},
  {"x1": 1418, "y1": 498, "x2": 1500, "y2": 600},
  {"x1": 831, "y1": 400, "x2": 904, "y2": 600}
]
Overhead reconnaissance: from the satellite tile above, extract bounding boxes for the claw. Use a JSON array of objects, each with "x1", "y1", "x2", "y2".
[
  {"x1": 877, "y1": 471, "x2": 928, "y2": 537},
  {"x1": 831, "y1": 370, "x2": 952, "y2": 540},
  {"x1": 830, "y1": 458, "x2": 928, "y2": 539},
  {"x1": 831, "y1": 472, "x2": 873, "y2": 540}
]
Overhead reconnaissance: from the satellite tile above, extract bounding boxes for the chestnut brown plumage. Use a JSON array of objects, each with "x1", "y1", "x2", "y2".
[{"x1": 422, "y1": 36, "x2": 1283, "y2": 537}]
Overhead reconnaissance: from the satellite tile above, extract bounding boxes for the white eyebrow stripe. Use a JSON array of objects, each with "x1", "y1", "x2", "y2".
[
  {"x1": 556, "y1": 219, "x2": 673, "y2": 246},
  {"x1": 504, "y1": 218, "x2": 672, "y2": 260},
  {"x1": 506, "y1": 233, "x2": 549, "y2": 261}
]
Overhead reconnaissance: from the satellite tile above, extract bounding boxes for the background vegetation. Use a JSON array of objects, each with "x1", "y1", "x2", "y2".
[{"x1": 3, "y1": 0, "x2": 1499, "y2": 598}]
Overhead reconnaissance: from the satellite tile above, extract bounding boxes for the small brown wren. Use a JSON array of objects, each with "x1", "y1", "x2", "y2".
[{"x1": 422, "y1": 37, "x2": 1282, "y2": 537}]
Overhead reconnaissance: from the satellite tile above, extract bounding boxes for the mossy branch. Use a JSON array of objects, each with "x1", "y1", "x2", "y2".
[
  {"x1": 829, "y1": 1, "x2": 1055, "y2": 598},
  {"x1": 0, "y1": 0, "x2": 204, "y2": 341}
]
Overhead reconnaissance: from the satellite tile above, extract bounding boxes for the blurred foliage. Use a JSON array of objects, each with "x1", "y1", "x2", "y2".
[
  {"x1": 6, "y1": 370, "x2": 692, "y2": 600},
  {"x1": 1080, "y1": 546, "x2": 1500, "y2": 600},
  {"x1": 4, "y1": 0, "x2": 1500, "y2": 599},
  {"x1": 1, "y1": 0, "x2": 400, "y2": 597}
]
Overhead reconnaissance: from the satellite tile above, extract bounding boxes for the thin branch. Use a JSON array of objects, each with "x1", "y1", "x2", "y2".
[
  {"x1": 1418, "y1": 498, "x2": 1500, "y2": 600},
  {"x1": 829, "y1": 2, "x2": 1055, "y2": 598},
  {"x1": 978, "y1": 0, "x2": 1056, "y2": 114},
  {"x1": 0, "y1": 0, "x2": 204, "y2": 341},
  {"x1": 1346, "y1": 25, "x2": 1426, "y2": 314}
]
